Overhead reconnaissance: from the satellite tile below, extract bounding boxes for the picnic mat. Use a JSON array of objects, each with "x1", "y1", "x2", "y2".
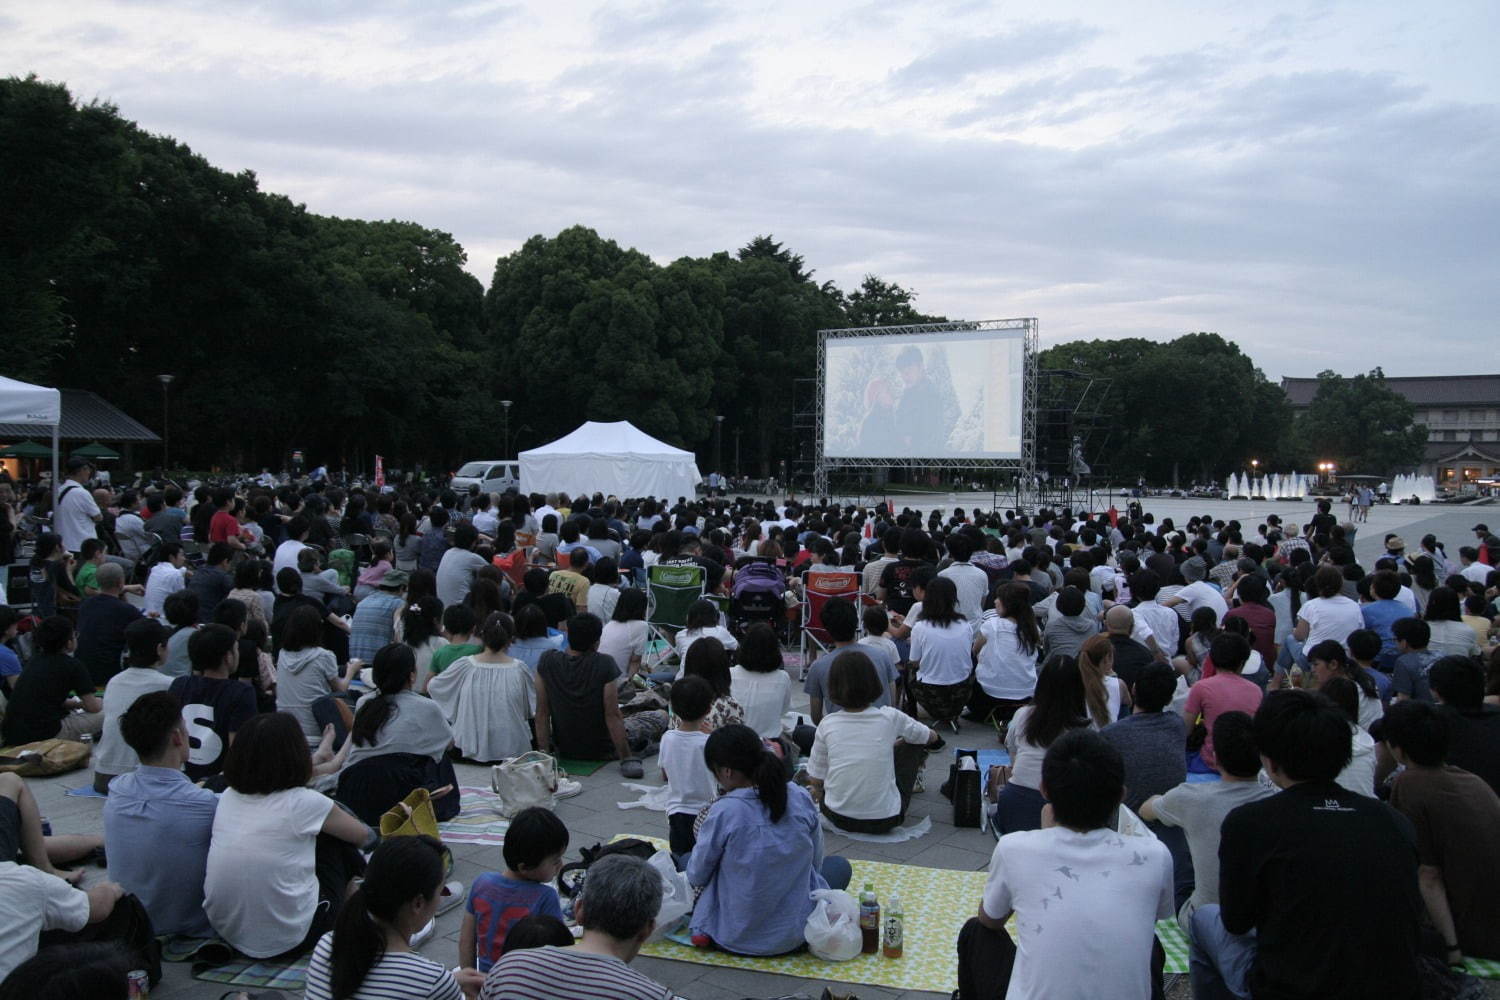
[
  {"x1": 161, "y1": 935, "x2": 234, "y2": 964},
  {"x1": 642, "y1": 856, "x2": 987, "y2": 993},
  {"x1": 65, "y1": 784, "x2": 107, "y2": 798},
  {"x1": 437, "y1": 786, "x2": 512, "y2": 845},
  {"x1": 192, "y1": 952, "x2": 309, "y2": 990},
  {"x1": 558, "y1": 756, "x2": 608, "y2": 776}
]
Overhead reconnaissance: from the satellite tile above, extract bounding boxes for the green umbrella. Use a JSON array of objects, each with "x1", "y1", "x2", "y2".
[
  {"x1": 0, "y1": 440, "x2": 55, "y2": 459},
  {"x1": 70, "y1": 441, "x2": 121, "y2": 461}
]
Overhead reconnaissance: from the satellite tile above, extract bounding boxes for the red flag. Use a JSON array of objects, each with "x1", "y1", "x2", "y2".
[{"x1": 374, "y1": 455, "x2": 385, "y2": 488}]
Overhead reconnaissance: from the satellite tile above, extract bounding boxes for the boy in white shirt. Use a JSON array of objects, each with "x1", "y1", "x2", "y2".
[{"x1": 660, "y1": 676, "x2": 718, "y2": 857}]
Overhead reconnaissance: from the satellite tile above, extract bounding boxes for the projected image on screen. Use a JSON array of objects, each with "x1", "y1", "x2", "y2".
[{"x1": 823, "y1": 331, "x2": 1024, "y2": 459}]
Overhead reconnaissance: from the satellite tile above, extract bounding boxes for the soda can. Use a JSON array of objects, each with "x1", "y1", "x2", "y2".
[{"x1": 127, "y1": 969, "x2": 150, "y2": 998}]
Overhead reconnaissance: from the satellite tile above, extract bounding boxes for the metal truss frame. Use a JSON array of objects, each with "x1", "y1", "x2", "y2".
[{"x1": 813, "y1": 319, "x2": 1039, "y2": 499}]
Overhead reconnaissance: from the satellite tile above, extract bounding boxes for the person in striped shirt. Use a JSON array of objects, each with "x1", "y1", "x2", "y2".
[
  {"x1": 479, "y1": 854, "x2": 675, "y2": 1000},
  {"x1": 305, "y1": 835, "x2": 481, "y2": 1000}
]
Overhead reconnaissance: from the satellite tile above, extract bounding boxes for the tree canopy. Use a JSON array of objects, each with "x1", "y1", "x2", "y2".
[
  {"x1": 2, "y1": 75, "x2": 1406, "y2": 483},
  {"x1": 1292, "y1": 368, "x2": 1428, "y2": 474}
]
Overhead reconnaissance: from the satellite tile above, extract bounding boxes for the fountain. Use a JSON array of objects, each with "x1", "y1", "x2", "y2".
[{"x1": 1389, "y1": 473, "x2": 1437, "y2": 504}]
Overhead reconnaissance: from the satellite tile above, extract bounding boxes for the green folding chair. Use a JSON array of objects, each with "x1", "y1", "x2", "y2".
[{"x1": 644, "y1": 563, "x2": 706, "y2": 671}]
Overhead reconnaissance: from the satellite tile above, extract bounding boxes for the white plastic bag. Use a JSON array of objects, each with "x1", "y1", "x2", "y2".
[
  {"x1": 490, "y1": 751, "x2": 558, "y2": 819},
  {"x1": 804, "y1": 888, "x2": 862, "y2": 961},
  {"x1": 645, "y1": 849, "x2": 693, "y2": 941}
]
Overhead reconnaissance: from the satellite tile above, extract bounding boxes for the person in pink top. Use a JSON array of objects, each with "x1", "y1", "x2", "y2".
[{"x1": 1184, "y1": 633, "x2": 1264, "y2": 769}]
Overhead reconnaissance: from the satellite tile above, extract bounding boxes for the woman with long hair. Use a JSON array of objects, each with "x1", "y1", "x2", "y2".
[
  {"x1": 401, "y1": 596, "x2": 447, "y2": 693},
  {"x1": 908, "y1": 576, "x2": 973, "y2": 728},
  {"x1": 1308, "y1": 639, "x2": 1383, "y2": 732},
  {"x1": 685, "y1": 725, "x2": 850, "y2": 956},
  {"x1": 598, "y1": 588, "x2": 649, "y2": 681},
  {"x1": 1077, "y1": 634, "x2": 1130, "y2": 728},
  {"x1": 970, "y1": 581, "x2": 1042, "y2": 725},
  {"x1": 304, "y1": 835, "x2": 480, "y2": 1000},
  {"x1": 1423, "y1": 586, "x2": 1482, "y2": 658},
  {"x1": 992, "y1": 653, "x2": 1090, "y2": 834},
  {"x1": 683, "y1": 637, "x2": 745, "y2": 731},
  {"x1": 1406, "y1": 555, "x2": 1440, "y2": 615}
]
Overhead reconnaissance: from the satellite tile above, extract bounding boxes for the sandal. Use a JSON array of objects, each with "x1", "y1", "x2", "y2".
[{"x1": 619, "y1": 757, "x2": 644, "y2": 779}]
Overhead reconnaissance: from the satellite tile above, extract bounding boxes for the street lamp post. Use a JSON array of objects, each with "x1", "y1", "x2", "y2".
[
  {"x1": 157, "y1": 374, "x2": 174, "y2": 471},
  {"x1": 501, "y1": 400, "x2": 512, "y2": 456},
  {"x1": 714, "y1": 415, "x2": 724, "y2": 481}
]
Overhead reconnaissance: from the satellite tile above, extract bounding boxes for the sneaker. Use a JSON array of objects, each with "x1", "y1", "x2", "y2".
[
  {"x1": 435, "y1": 880, "x2": 465, "y2": 916},
  {"x1": 555, "y1": 778, "x2": 583, "y2": 799},
  {"x1": 410, "y1": 916, "x2": 436, "y2": 948}
]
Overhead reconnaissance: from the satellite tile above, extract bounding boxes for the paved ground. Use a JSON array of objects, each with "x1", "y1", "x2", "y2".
[{"x1": 28, "y1": 492, "x2": 1492, "y2": 998}]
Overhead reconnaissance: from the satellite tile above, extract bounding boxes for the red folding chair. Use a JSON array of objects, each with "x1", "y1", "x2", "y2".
[{"x1": 799, "y1": 569, "x2": 861, "y2": 676}]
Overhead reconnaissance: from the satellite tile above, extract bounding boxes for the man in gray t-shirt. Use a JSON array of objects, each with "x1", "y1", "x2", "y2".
[
  {"x1": 803, "y1": 597, "x2": 899, "y2": 722},
  {"x1": 1141, "y1": 709, "x2": 1272, "y2": 930}
]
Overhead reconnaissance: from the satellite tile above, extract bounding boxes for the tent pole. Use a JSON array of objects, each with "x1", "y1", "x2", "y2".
[{"x1": 51, "y1": 422, "x2": 60, "y2": 509}]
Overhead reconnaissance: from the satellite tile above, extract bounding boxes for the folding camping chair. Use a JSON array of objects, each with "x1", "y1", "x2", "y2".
[
  {"x1": 799, "y1": 569, "x2": 861, "y2": 677},
  {"x1": 643, "y1": 563, "x2": 706, "y2": 673}
]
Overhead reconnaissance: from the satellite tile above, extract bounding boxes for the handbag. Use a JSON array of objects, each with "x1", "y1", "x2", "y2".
[
  {"x1": 949, "y1": 749, "x2": 982, "y2": 828},
  {"x1": 378, "y1": 787, "x2": 453, "y2": 877},
  {"x1": 490, "y1": 750, "x2": 560, "y2": 819},
  {"x1": 0, "y1": 738, "x2": 91, "y2": 776}
]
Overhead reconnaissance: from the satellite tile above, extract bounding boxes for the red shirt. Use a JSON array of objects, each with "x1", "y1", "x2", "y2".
[
  {"x1": 208, "y1": 510, "x2": 242, "y2": 543},
  {"x1": 1184, "y1": 672, "x2": 1263, "y2": 768},
  {"x1": 1223, "y1": 602, "x2": 1277, "y2": 665}
]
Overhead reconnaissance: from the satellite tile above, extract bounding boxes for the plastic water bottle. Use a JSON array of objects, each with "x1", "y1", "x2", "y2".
[
  {"x1": 859, "y1": 882, "x2": 880, "y2": 954},
  {"x1": 883, "y1": 893, "x2": 904, "y2": 958}
]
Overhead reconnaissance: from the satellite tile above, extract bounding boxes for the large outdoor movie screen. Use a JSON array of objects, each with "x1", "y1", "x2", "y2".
[{"x1": 822, "y1": 329, "x2": 1024, "y2": 460}]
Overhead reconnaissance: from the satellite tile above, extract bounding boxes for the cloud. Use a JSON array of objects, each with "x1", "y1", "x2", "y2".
[
  {"x1": 889, "y1": 20, "x2": 1101, "y2": 90},
  {"x1": 2, "y1": 0, "x2": 1495, "y2": 377}
]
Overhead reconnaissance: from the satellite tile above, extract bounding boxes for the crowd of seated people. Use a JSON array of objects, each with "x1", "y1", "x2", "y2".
[{"x1": 0, "y1": 474, "x2": 1497, "y2": 998}]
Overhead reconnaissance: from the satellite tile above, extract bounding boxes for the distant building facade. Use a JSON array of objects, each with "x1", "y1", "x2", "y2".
[{"x1": 1280, "y1": 374, "x2": 1500, "y2": 485}]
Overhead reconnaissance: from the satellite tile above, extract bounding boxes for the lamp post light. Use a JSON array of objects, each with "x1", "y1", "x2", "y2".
[
  {"x1": 714, "y1": 415, "x2": 724, "y2": 478},
  {"x1": 157, "y1": 374, "x2": 174, "y2": 471},
  {"x1": 501, "y1": 400, "x2": 512, "y2": 456}
]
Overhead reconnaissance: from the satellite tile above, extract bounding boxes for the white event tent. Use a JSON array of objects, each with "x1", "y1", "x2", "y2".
[
  {"x1": 0, "y1": 375, "x2": 63, "y2": 500},
  {"x1": 519, "y1": 421, "x2": 702, "y2": 500}
]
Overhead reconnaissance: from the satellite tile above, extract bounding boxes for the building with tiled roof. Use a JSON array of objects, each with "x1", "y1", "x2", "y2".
[{"x1": 1280, "y1": 374, "x2": 1500, "y2": 485}]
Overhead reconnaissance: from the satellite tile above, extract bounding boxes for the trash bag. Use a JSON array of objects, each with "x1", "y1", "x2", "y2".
[
  {"x1": 804, "y1": 888, "x2": 862, "y2": 961},
  {"x1": 646, "y1": 849, "x2": 693, "y2": 941}
]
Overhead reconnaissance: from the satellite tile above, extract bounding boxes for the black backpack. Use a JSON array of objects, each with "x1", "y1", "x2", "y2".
[{"x1": 557, "y1": 838, "x2": 657, "y2": 899}]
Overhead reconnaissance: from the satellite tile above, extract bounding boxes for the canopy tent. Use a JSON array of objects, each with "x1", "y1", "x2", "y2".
[
  {"x1": 519, "y1": 421, "x2": 702, "y2": 501},
  {"x1": 0, "y1": 440, "x2": 55, "y2": 459},
  {"x1": 71, "y1": 441, "x2": 121, "y2": 460},
  {"x1": 0, "y1": 376, "x2": 62, "y2": 499}
]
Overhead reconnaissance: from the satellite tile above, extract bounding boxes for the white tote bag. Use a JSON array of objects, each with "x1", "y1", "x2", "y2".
[{"x1": 491, "y1": 751, "x2": 560, "y2": 818}]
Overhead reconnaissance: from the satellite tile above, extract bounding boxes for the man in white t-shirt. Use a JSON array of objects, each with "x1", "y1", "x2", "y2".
[
  {"x1": 958, "y1": 729, "x2": 1174, "y2": 1000},
  {"x1": 143, "y1": 542, "x2": 189, "y2": 618},
  {"x1": 938, "y1": 534, "x2": 990, "y2": 627},
  {"x1": 55, "y1": 458, "x2": 102, "y2": 555},
  {"x1": 1160, "y1": 565, "x2": 1229, "y2": 625},
  {"x1": 272, "y1": 515, "x2": 313, "y2": 586}
]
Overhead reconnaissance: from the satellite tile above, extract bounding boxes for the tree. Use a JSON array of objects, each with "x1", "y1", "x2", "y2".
[
  {"x1": 842, "y1": 275, "x2": 946, "y2": 327},
  {"x1": 1037, "y1": 332, "x2": 1293, "y2": 483},
  {"x1": 1293, "y1": 368, "x2": 1427, "y2": 474}
]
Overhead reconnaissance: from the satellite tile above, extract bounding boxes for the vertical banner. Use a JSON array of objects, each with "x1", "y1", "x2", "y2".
[{"x1": 374, "y1": 454, "x2": 385, "y2": 488}]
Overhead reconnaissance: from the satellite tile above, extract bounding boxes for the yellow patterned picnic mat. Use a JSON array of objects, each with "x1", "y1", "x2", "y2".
[{"x1": 641, "y1": 856, "x2": 988, "y2": 994}]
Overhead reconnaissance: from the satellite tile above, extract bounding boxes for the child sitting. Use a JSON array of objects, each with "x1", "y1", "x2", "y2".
[
  {"x1": 660, "y1": 676, "x2": 718, "y2": 856},
  {"x1": 460, "y1": 806, "x2": 569, "y2": 974},
  {"x1": 858, "y1": 605, "x2": 902, "y2": 665}
]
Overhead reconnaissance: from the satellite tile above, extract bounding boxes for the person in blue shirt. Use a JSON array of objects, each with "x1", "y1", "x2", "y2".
[
  {"x1": 461, "y1": 806, "x2": 568, "y2": 974},
  {"x1": 0, "y1": 607, "x2": 21, "y2": 696},
  {"x1": 102, "y1": 689, "x2": 219, "y2": 938},
  {"x1": 685, "y1": 725, "x2": 850, "y2": 956},
  {"x1": 1361, "y1": 570, "x2": 1410, "y2": 670}
]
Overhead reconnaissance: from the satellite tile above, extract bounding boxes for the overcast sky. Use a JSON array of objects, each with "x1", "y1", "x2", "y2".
[{"x1": 5, "y1": 0, "x2": 1497, "y2": 378}]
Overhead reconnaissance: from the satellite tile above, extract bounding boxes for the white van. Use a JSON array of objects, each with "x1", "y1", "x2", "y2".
[{"x1": 451, "y1": 460, "x2": 520, "y2": 495}]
